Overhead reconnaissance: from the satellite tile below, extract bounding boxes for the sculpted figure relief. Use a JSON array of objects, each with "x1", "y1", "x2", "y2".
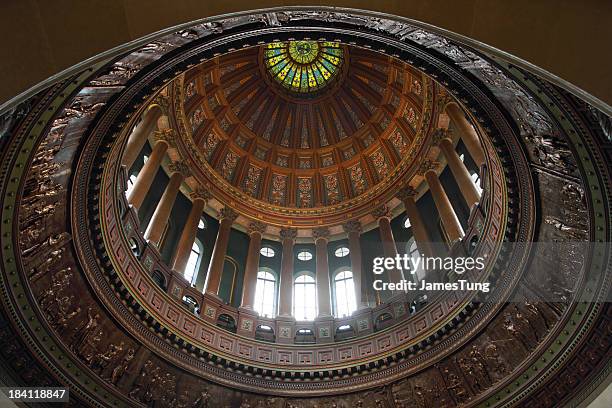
[
  {"x1": 70, "y1": 307, "x2": 101, "y2": 353},
  {"x1": 192, "y1": 389, "x2": 211, "y2": 408},
  {"x1": 109, "y1": 347, "x2": 135, "y2": 384}
]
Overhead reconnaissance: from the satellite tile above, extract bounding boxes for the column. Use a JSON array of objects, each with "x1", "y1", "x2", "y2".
[
  {"x1": 435, "y1": 129, "x2": 480, "y2": 208},
  {"x1": 171, "y1": 188, "x2": 211, "y2": 274},
  {"x1": 313, "y1": 227, "x2": 332, "y2": 317},
  {"x1": 421, "y1": 160, "x2": 464, "y2": 243},
  {"x1": 204, "y1": 207, "x2": 238, "y2": 296},
  {"x1": 397, "y1": 186, "x2": 434, "y2": 258},
  {"x1": 445, "y1": 103, "x2": 485, "y2": 167},
  {"x1": 343, "y1": 220, "x2": 367, "y2": 309},
  {"x1": 122, "y1": 105, "x2": 163, "y2": 169},
  {"x1": 143, "y1": 162, "x2": 190, "y2": 247},
  {"x1": 240, "y1": 221, "x2": 267, "y2": 310},
  {"x1": 277, "y1": 228, "x2": 297, "y2": 317},
  {"x1": 373, "y1": 206, "x2": 404, "y2": 284},
  {"x1": 127, "y1": 130, "x2": 174, "y2": 210}
]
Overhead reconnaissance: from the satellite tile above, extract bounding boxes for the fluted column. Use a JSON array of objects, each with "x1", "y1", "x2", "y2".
[
  {"x1": 240, "y1": 221, "x2": 267, "y2": 310},
  {"x1": 445, "y1": 103, "x2": 485, "y2": 167},
  {"x1": 171, "y1": 188, "x2": 211, "y2": 275},
  {"x1": 144, "y1": 162, "x2": 190, "y2": 247},
  {"x1": 278, "y1": 228, "x2": 297, "y2": 317},
  {"x1": 343, "y1": 220, "x2": 366, "y2": 309},
  {"x1": 373, "y1": 206, "x2": 404, "y2": 284},
  {"x1": 204, "y1": 207, "x2": 238, "y2": 296},
  {"x1": 122, "y1": 105, "x2": 163, "y2": 169},
  {"x1": 421, "y1": 160, "x2": 464, "y2": 243},
  {"x1": 313, "y1": 227, "x2": 332, "y2": 317},
  {"x1": 127, "y1": 129, "x2": 174, "y2": 210},
  {"x1": 397, "y1": 186, "x2": 434, "y2": 258},
  {"x1": 434, "y1": 129, "x2": 481, "y2": 208}
]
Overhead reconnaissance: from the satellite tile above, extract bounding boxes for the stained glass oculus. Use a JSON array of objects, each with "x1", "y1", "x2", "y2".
[{"x1": 264, "y1": 41, "x2": 344, "y2": 94}]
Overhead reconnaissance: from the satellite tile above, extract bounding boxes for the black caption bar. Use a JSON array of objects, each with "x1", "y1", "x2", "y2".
[{"x1": 0, "y1": 387, "x2": 69, "y2": 402}]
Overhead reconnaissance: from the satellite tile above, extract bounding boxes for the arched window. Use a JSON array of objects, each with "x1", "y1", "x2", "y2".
[
  {"x1": 184, "y1": 239, "x2": 202, "y2": 284},
  {"x1": 254, "y1": 270, "x2": 277, "y2": 318},
  {"x1": 333, "y1": 270, "x2": 356, "y2": 318},
  {"x1": 294, "y1": 274, "x2": 316, "y2": 321}
]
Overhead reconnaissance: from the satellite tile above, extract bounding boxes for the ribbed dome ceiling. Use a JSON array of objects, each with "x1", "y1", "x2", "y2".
[{"x1": 179, "y1": 42, "x2": 431, "y2": 214}]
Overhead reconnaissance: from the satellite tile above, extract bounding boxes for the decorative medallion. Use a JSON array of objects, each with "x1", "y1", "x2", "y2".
[
  {"x1": 348, "y1": 163, "x2": 367, "y2": 195},
  {"x1": 190, "y1": 107, "x2": 205, "y2": 131},
  {"x1": 243, "y1": 165, "x2": 262, "y2": 197},
  {"x1": 270, "y1": 174, "x2": 287, "y2": 206},
  {"x1": 202, "y1": 131, "x2": 221, "y2": 160},
  {"x1": 323, "y1": 173, "x2": 341, "y2": 205},
  {"x1": 184, "y1": 80, "x2": 196, "y2": 101},
  {"x1": 297, "y1": 177, "x2": 313, "y2": 208},
  {"x1": 389, "y1": 127, "x2": 410, "y2": 155},
  {"x1": 370, "y1": 148, "x2": 390, "y2": 180},
  {"x1": 218, "y1": 150, "x2": 239, "y2": 181},
  {"x1": 275, "y1": 154, "x2": 289, "y2": 167}
]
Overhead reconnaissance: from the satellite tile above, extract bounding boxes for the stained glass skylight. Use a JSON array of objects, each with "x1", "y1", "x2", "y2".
[{"x1": 264, "y1": 41, "x2": 344, "y2": 94}]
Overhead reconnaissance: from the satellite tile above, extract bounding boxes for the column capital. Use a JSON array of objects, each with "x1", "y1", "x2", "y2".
[
  {"x1": 279, "y1": 227, "x2": 297, "y2": 242},
  {"x1": 312, "y1": 227, "x2": 330, "y2": 242},
  {"x1": 219, "y1": 207, "x2": 238, "y2": 223},
  {"x1": 247, "y1": 221, "x2": 267, "y2": 236},
  {"x1": 153, "y1": 94, "x2": 171, "y2": 112},
  {"x1": 168, "y1": 161, "x2": 191, "y2": 178},
  {"x1": 190, "y1": 187, "x2": 211, "y2": 203},
  {"x1": 437, "y1": 94, "x2": 454, "y2": 111},
  {"x1": 153, "y1": 128, "x2": 176, "y2": 148},
  {"x1": 342, "y1": 220, "x2": 362, "y2": 235},
  {"x1": 418, "y1": 158, "x2": 439, "y2": 176},
  {"x1": 431, "y1": 128, "x2": 453, "y2": 145},
  {"x1": 372, "y1": 205, "x2": 391, "y2": 221},
  {"x1": 397, "y1": 186, "x2": 418, "y2": 202}
]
